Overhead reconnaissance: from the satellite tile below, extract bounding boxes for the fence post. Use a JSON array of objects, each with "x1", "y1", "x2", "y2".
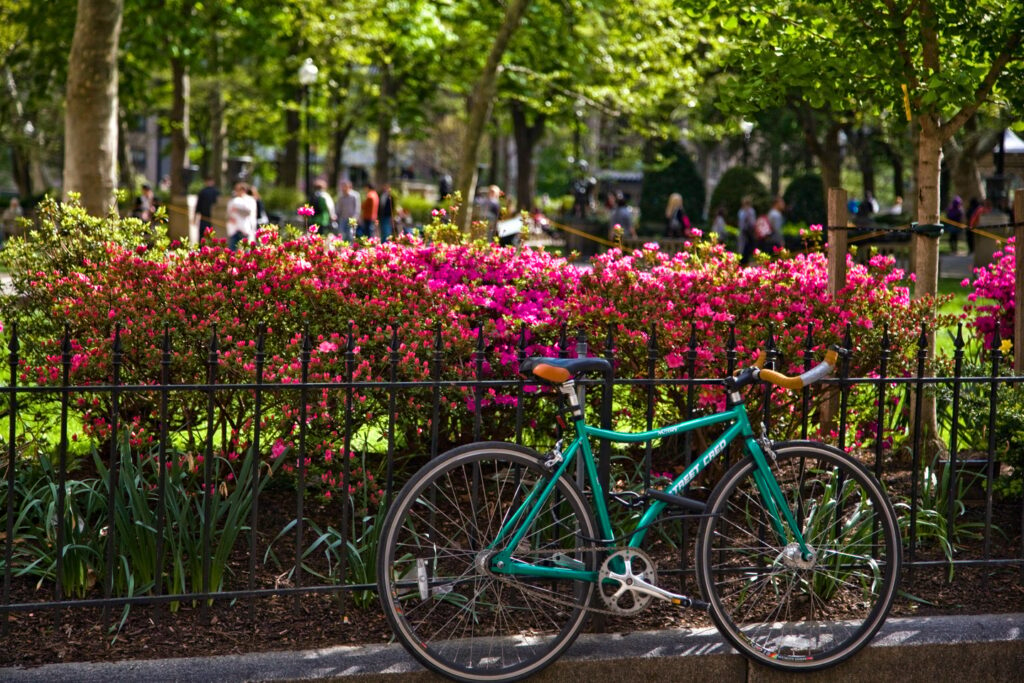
[
  {"x1": 822, "y1": 187, "x2": 848, "y2": 431},
  {"x1": 1014, "y1": 190, "x2": 1023, "y2": 372},
  {"x1": 827, "y1": 187, "x2": 848, "y2": 297}
]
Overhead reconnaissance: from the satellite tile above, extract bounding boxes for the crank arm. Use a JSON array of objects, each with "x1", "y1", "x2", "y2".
[{"x1": 625, "y1": 576, "x2": 709, "y2": 610}]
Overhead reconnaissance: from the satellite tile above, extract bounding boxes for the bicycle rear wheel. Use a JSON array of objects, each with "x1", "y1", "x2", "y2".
[
  {"x1": 697, "y1": 441, "x2": 900, "y2": 670},
  {"x1": 377, "y1": 442, "x2": 598, "y2": 682}
]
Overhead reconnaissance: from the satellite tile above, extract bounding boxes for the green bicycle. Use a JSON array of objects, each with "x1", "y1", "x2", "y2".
[{"x1": 377, "y1": 348, "x2": 901, "y2": 682}]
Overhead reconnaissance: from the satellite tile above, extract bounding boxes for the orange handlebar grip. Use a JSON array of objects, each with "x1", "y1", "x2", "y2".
[{"x1": 758, "y1": 369, "x2": 805, "y2": 390}]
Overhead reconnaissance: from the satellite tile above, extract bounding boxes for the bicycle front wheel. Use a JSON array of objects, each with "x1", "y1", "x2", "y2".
[
  {"x1": 697, "y1": 441, "x2": 901, "y2": 670},
  {"x1": 377, "y1": 442, "x2": 598, "y2": 682}
]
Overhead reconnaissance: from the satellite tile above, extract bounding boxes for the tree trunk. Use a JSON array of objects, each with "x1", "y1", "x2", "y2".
[
  {"x1": 488, "y1": 128, "x2": 501, "y2": 186},
  {"x1": 909, "y1": 118, "x2": 944, "y2": 449},
  {"x1": 169, "y1": 56, "x2": 190, "y2": 196},
  {"x1": 848, "y1": 127, "x2": 876, "y2": 199},
  {"x1": 208, "y1": 84, "x2": 227, "y2": 187},
  {"x1": 796, "y1": 105, "x2": 842, "y2": 207},
  {"x1": 374, "y1": 65, "x2": 397, "y2": 186},
  {"x1": 455, "y1": 0, "x2": 532, "y2": 235},
  {"x1": 510, "y1": 102, "x2": 545, "y2": 213},
  {"x1": 63, "y1": 0, "x2": 123, "y2": 215},
  {"x1": 950, "y1": 148, "x2": 985, "y2": 204},
  {"x1": 914, "y1": 120, "x2": 942, "y2": 301},
  {"x1": 888, "y1": 147, "x2": 905, "y2": 201},
  {"x1": 328, "y1": 116, "x2": 353, "y2": 190},
  {"x1": 116, "y1": 115, "x2": 134, "y2": 189},
  {"x1": 374, "y1": 121, "x2": 391, "y2": 187},
  {"x1": 819, "y1": 125, "x2": 843, "y2": 202},
  {"x1": 11, "y1": 145, "x2": 32, "y2": 199},
  {"x1": 946, "y1": 121, "x2": 997, "y2": 203}
]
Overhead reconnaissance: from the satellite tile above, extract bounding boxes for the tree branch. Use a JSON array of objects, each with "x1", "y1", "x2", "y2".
[{"x1": 940, "y1": 31, "x2": 1023, "y2": 142}]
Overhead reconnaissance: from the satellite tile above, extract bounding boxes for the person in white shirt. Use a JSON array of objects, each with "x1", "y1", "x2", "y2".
[{"x1": 226, "y1": 182, "x2": 258, "y2": 250}]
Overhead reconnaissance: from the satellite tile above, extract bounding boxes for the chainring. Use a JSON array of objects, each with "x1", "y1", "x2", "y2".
[{"x1": 597, "y1": 548, "x2": 658, "y2": 615}]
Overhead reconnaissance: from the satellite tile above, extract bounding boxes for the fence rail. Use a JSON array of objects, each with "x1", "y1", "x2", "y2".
[{"x1": 1, "y1": 321, "x2": 1022, "y2": 633}]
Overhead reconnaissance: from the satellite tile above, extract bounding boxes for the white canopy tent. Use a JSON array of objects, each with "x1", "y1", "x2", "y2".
[{"x1": 995, "y1": 128, "x2": 1024, "y2": 153}]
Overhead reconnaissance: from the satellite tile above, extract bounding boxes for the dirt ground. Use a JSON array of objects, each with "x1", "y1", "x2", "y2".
[{"x1": 3, "y1": 491, "x2": 1021, "y2": 668}]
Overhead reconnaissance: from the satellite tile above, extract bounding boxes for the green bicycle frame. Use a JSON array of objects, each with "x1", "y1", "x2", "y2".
[{"x1": 489, "y1": 391, "x2": 811, "y2": 582}]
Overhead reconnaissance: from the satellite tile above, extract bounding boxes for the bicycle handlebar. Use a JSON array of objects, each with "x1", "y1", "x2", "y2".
[
  {"x1": 742, "y1": 346, "x2": 842, "y2": 391},
  {"x1": 520, "y1": 347, "x2": 844, "y2": 393}
]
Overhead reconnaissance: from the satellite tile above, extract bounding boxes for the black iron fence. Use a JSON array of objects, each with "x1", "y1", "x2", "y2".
[{"x1": 1, "y1": 322, "x2": 1022, "y2": 633}]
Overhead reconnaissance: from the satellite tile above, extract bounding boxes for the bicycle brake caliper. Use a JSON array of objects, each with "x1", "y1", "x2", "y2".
[
  {"x1": 757, "y1": 423, "x2": 776, "y2": 463},
  {"x1": 544, "y1": 439, "x2": 564, "y2": 470}
]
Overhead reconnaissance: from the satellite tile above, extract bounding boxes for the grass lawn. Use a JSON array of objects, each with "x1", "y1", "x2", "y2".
[
  {"x1": 938, "y1": 276, "x2": 971, "y2": 313},
  {"x1": 935, "y1": 276, "x2": 974, "y2": 356}
]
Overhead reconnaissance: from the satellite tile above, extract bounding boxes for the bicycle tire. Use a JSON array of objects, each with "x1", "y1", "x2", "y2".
[
  {"x1": 377, "y1": 441, "x2": 598, "y2": 682},
  {"x1": 697, "y1": 440, "x2": 901, "y2": 670}
]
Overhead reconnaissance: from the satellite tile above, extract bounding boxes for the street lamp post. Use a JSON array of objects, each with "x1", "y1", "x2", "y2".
[
  {"x1": 298, "y1": 58, "x2": 319, "y2": 202},
  {"x1": 571, "y1": 101, "x2": 588, "y2": 217},
  {"x1": 739, "y1": 119, "x2": 754, "y2": 167}
]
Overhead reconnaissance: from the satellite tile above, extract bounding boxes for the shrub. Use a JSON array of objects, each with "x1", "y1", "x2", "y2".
[
  {"x1": 261, "y1": 186, "x2": 306, "y2": 216},
  {"x1": 709, "y1": 167, "x2": 772, "y2": 224},
  {"x1": 964, "y1": 236, "x2": 1014, "y2": 352},
  {"x1": 991, "y1": 383, "x2": 1024, "y2": 499},
  {"x1": 569, "y1": 242, "x2": 946, "y2": 433},
  {"x1": 0, "y1": 197, "x2": 949, "y2": 492},
  {"x1": 783, "y1": 174, "x2": 826, "y2": 226},
  {"x1": 395, "y1": 191, "x2": 436, "y2": 223},
  {"x1": 639, "y1": 140, "x2": 705, "y2": 233}
]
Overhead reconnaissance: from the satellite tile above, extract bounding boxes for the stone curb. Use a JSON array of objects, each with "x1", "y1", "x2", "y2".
[{"x1": 2, "y1": 612, "x2": 1021, "y2": 682}]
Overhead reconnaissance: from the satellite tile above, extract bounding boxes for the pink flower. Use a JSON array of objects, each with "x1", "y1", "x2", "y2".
[{"x1": 297, "y1": 205, "x2": 315, "y2": 217}]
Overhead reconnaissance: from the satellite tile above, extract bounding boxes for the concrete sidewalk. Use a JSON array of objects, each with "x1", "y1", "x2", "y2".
[{"x1": 3, "y1": 612, "x2": 1022, "y2": 682}]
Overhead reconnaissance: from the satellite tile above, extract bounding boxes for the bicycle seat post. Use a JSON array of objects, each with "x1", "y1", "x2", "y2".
[{"x1": 558, "y1": 379, "x2": 584, "y2": 422}]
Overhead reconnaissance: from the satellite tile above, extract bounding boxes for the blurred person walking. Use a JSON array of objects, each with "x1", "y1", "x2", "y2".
[
  {"x1": 379, "y1": 182, "x2": 395, "y2": 242},
  {"x1": 608, "y1": 192, "x2": 636, "y2": 241},
  {"x1": 737, "y1": 195, "x2": 756, "y2": 263},
  {"x1": 1, "y1": 197, "x2": 23, "y2": 244},
  {"x1": 226, "y1": 182, "x2": 258, "y2": 250},
  {"x1": 337, "y1": 179, "x2": 360, "y2": 241},
  {"x1": 665, "y1": 193, "x2": 690, "y2": 238},
  {"x1": 359, "y1": 182, "x2": 379, "y2": 239},
  {"x1": 311, "y1": 179, "x2": 336, "y2": 235},
  {"x1": 195, "y1": 176, "x2": 219, "y2": 236}
]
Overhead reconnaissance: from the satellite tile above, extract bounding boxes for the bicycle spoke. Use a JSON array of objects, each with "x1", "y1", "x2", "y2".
[
  {"x1": 699, "y1": 444, "x2": 900, "y2": 670},
  {"x1": 379, "y1": 444, "x2": 596, "y2": 681}
]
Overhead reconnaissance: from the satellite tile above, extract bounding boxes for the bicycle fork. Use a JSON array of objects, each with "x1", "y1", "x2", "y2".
[{"x1": 748, "y1": 436, "x2": 816, "y2": 565}]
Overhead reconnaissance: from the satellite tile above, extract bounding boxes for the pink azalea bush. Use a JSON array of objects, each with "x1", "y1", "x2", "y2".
[
  {"x1": 565, "y1": 241, "x2": 945, "y2": 439},
  {"x1": 0, "y1": 198, "x2": 947, "y2": 500},
  {"x1": 964, "y1": 236, "x2": 1015, "y2": 352}
]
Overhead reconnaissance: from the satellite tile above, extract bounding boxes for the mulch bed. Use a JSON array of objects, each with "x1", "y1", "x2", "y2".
[
  {"x1": 3, "y1": 491, "x2": 1022, "y2": 668},
  {"x1": 5, "y1": 563, "x2": 1022, "y2": 668}
]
